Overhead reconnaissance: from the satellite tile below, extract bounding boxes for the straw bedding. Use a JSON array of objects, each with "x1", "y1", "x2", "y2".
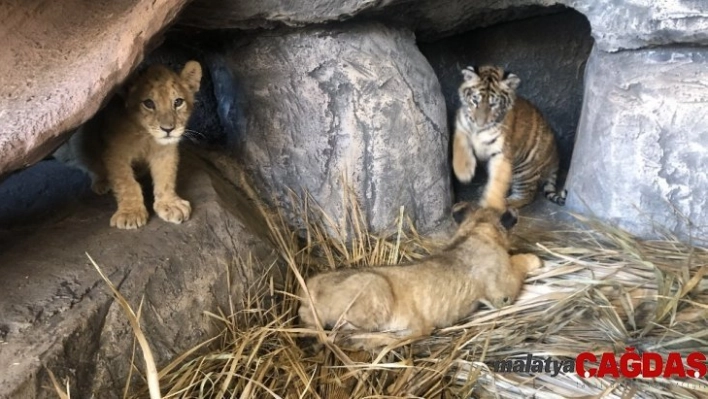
[
  {"x1": 115, "y1": 191, "x2": 708, "y2": 399},
  {"x1": 54, "y1": 172, "x2": 708, "y2": 398}
]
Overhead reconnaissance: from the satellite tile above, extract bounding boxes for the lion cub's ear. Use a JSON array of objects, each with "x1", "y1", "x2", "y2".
[
  {"x1": 180, "y1": 60, "x2": 202, "y2": 94},
  {"x1": 452, "y1": 202, "x2": 476, "y2": 224},
  {"x1": 500, "y1": 208, "x2": 518, "y2": 230}
]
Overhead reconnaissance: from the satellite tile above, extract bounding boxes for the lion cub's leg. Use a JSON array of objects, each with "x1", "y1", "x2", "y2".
[
  {"x1": 107, "y1": 158, "x2": 149, "y2": 229},
  {"x1": 87, "y1": 160, "x2": 111, "y2": 195},
  {"x1": 481, "y1": 154, "x2": 512, "y2": 211},
  {"x1": 149, "y1": 146, "x2": 191, "y2": 224},
  {"x1": 452, "y1": 131, "x2": 476, "y2": 183},
  {"x1": 337, "y1": 317, "x2": 433, "y2": 352}
]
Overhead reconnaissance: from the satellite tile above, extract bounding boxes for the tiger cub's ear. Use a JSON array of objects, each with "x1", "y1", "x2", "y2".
[
  {"x1": 503, "y1": 73, "x2": 521, "y2": 90},
  {"x1": 461, "y1": 67, "x2": 480, "y2": 83}
]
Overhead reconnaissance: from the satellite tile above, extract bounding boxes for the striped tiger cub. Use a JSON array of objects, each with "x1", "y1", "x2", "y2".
[{"x1": 452, "y1": 65, "x2": 566, "y2": 210}]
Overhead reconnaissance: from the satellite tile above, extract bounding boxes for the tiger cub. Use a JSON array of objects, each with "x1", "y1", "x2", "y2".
[{"x1": 452, "y1": 65, "x2": 566, "y2": 210}]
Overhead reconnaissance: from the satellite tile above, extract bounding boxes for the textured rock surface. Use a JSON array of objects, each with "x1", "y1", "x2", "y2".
[
  {"x1": 180, "y1": 0, "x2": 708, "y2": 50},
  {"x1": 215, "y1": 23, "x2": 451, "y2": 233},
  {"x1": 565, "y1": 46, "x2": 708, "y2": 240},
  {"x1": 0, "y1": 156, "x2": 276, "y2": 398},
  {"x1": 420, "y1": 9, "x2": 593, "y2": 203},
  {"x1": 568, "y1": 0, "x2": 708, "y2": 52},
  {"x1": 0, "y1": 0, "x2": 189, "y2": 177}
]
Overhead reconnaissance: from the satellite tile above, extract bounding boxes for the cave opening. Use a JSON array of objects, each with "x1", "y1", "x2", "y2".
[{"x1": 417, "y1": 7, "x2": 593, "y2": 205}]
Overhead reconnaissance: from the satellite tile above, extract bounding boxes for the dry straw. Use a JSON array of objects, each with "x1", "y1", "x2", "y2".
[
  {"x1": 51, "y1": 180, "x2": 708, "y2": 398},
  {"x1": 126, "y1": 187, "x2": 707, "y2": 399}
]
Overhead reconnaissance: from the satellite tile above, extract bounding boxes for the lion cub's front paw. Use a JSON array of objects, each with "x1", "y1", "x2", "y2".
[
  {"x1": 110, "y1": 206, "x2": 149, "y2": 229},
  {"x1": 154, "y1": 198, "x2": 191, "y2": 224}
]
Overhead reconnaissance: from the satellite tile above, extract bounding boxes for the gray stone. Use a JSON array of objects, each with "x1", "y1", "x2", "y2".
[
  {"x1": 0, "y1": 0, "x2": 189, "y2": 177},
  {"x1": 215, "y1": 22, "x2": 451, "y2": 233},
  {"x1": 568, "y1": 0, "x2": 708, "y2": 52},
  {"x1": 180, "y1": 0, "x2": 708, "y2": 51},
  {"x1": 0, "y1": 156, "x2": 277, "y2": 398},
  {"x1": 565, "y1": 46, "x2": 708, "y2": 241}
]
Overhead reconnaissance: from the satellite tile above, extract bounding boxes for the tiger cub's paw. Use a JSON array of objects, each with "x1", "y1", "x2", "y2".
[{"x1": 453, "y1": 157, "x2": 476, "y2": 183}]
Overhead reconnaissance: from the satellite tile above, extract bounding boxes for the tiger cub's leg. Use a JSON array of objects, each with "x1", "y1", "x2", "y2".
[
  {"x1": 541, "y1": 160, "x2": 567, "y2": 206},
  {"x1": 481, "y1": 153, "x2": 512, "y2": 211},
  {"x1": 506, "y1": 176, "x2": 540, "y2": 209},
  {"x1": 452, "y1": 131, "x2": 476, "y2": 183}
]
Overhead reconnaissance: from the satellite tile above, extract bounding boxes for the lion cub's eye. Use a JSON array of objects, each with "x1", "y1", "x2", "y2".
[
  {"x1": 502, "y1": 296, "x2": 510, "y2": 304},
  {"x1": 174, "y1": 98, "x2": 184, "y2": 108},
  {"x1": 142, "y1": 99, "x2": 155, "y2": 110}
]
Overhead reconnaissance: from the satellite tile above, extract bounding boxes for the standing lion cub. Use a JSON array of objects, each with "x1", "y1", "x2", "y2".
[
  {"x1": 298, "y1": 203, "x2": 542, "y2": 351},
  {"x1": 55, "y1": 61, "x2": 202, "y2": 229}
]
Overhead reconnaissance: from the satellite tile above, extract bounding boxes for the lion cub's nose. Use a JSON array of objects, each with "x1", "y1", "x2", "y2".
[{"x1": 161, "y1": 126, "x2": 175, "y2": 135}]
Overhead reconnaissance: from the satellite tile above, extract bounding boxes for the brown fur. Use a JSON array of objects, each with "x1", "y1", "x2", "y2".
[
  {"x1": 298, "y1": 203, "x2": 541, "y2": 351},
  {"x1": 54, "y1": 61, "x2": 202, "y2": 229},
  {"x1": 452, "y1": 65, "x2": 566, "y2": 210}
]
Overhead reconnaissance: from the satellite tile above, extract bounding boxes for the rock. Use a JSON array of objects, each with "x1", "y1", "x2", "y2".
[
  {"x1": 180, "y1": 0, "x2": 708, "y2": 50},
  {"x1": 569, "y1": 0, "x2": 708, "y2": 52},
  {"x1": 178, "y1": 0, "x2": 560, "y2": 34},
  {"x1": 0, "y1": 0, "x2": 190, "y2": 177},
  {"x1": 214, "y1": 22, "x2": 451, "y2": 234},
  {"x1": 0, "y1": 154, "x2": 277, "y2": 398},
  {"x1": 565, "y1": 46, "x2": 708, "y2": 241}
]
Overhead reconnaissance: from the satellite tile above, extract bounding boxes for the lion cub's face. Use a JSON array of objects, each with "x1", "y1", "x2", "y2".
[{"x1": 124, "y1": 61, "x2": 202, "y2": 145}]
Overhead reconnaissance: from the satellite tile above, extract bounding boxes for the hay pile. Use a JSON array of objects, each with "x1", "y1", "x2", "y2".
[
  {"x1": 111, "y1": 191, "x2": 708, "y2": 399},
  {"x1": 58, "y1": 173, "x2": 707, "y2": 399}
]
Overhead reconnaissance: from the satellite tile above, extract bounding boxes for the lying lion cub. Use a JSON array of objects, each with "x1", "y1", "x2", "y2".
[
  {"x1": 298, "y1": 203, "x2": 541, "y2": 351},
  {"x1": 55, "y1": 61, "x2": 202, "y2": 229}
]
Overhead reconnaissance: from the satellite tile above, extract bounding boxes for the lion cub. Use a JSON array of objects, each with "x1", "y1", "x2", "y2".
[
  {"x1": 298, "y1": 203, "x2": 542, "y2": 351},
  {"x1": 55, "y1": 61, "x2": 202, "y2": 229},
  {"x1": 452, "y1": 65, "x2": 566, "y2": 210}
]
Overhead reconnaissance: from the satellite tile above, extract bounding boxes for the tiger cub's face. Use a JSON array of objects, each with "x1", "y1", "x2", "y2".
[{"x1": 458, "y1": 65, "x2": 520, "y2": 129}]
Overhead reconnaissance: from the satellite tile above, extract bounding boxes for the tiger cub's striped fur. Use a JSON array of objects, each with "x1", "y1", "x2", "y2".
[{"x1": 452, "y1": 65, "x2": 566, "y2": 210}]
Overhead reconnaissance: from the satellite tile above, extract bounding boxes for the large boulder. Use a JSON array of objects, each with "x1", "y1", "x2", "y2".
[
  {"x1": 0, "y1": 156, "x2": 276, "y2": 398},
  {"x1": 0, "y1": 0, "x2": 189, "y2": 177},
  {"x1": 420, "y1": 9, "x2": 593, "y2": 171},
  {"x1": 565, "y1": 46, "x2": 708, "y2": 240},
  {"x1": 213, "y1": 22, "x2": 451, "y2": 233},
  {"x1": 180, "y1": 0, "x2": 708, "y2": 50}
]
